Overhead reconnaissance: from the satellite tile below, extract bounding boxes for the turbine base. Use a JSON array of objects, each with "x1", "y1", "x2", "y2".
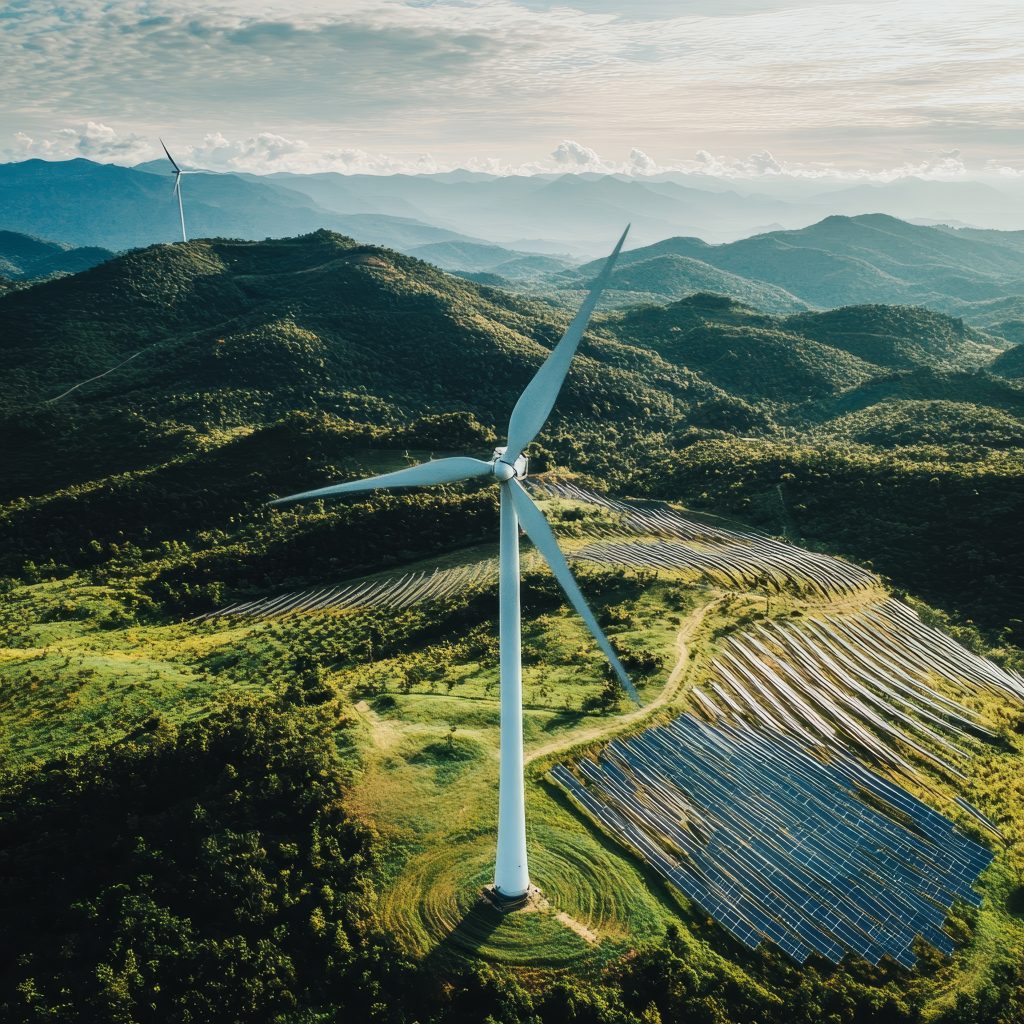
[{"x1": 481, "y1": 883, "x2": 544, "y2": 913}]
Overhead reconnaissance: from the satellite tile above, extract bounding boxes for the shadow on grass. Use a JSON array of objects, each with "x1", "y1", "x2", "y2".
[
  {"x1": 1006, "y1": 885, "x2": 1024, "y2": 918},
  {"x1": 421, "y1": 898, "x2": 504, "y2": 974},
  {"x1": 540, "y1": 708, "x2": 588, "y2": 733}
]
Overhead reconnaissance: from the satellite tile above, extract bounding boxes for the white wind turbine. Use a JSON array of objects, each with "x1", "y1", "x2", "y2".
[
  {"x1": 160, "y1": 139, "x2": 191, "y2": 243},
  {"x1": 269, "y1": 228, "x2": 637, "y2": 903}
]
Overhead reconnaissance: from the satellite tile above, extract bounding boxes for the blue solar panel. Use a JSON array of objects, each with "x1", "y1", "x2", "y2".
[{"x1": 551, "y1": 714, "x2": 991, "y2": 968}]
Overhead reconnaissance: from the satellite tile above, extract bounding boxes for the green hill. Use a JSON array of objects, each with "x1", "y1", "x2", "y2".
[
  {"x1": 0, "y1": 230, "x2": 112, "y2": 280},
  {"x1": 606, "y1": 298, "x2": 876, "y2": 402},
  {"x1": 551, "y1": 253, "x2": 807, "y2": 312},
  {"x1": 818, "y1": 399, "x2": 1024, "y2": 449},
  {"x1": 604, "y1": 297, "x2": 1009, "y2": 400},
  {"x1": 991, "y1": 344, "x2": 1024, "y2": 379},
  {"x1": 783, "y1": 304, "x2": 1007, "y2": 371},
  {"x1": 0, "y1": 232, "x2": 724, "y2": 576},
  {"x1": 0, "y1": 230, "x2": 713, "y2": 434}
]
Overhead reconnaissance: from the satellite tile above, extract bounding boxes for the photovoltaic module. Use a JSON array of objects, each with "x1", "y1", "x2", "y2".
[{"x1": 552, "y1": 715, "x2": 993, "y2": 967}]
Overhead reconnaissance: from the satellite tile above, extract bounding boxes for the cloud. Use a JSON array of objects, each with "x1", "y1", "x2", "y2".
[
  {"x1": 629, "y1": 148, "x2": 656, "y2": 174},
  {"x1": 188, "y1": 131, "x2": 309, "y2": 170},
  {"x1": 9, "y1": 122, "x2": 151, "y2": 162},
  {"x1": 551, "y1": 140, "x2": 607, "y2": 169},
  {"x1": 0, "y1": 0, "x2": 1021, "y2": 173},
  {"x1": 3, "y1": 124, "x2": 1018, "y2": 189}
]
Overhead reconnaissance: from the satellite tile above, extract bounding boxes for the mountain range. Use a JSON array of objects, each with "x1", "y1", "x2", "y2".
[
  {"x1": 5, "y1": 158, "x2": 1024, "y2": 260},
  {"x1": 6, "y1": 158, "x2": 1024, "y2": 337},
  {"x1": 548, "y1": 215, "x2": 1024, "y2": 329},
  {"x1": 0, "y1": 159, "x2": 482, "y2": 253},
  {"x1": 2, "y1": 230, "x2": 1021, "y2": 506},
  {"x1": 256, "y1": 168, "x2": 1024, "y2": 245}
]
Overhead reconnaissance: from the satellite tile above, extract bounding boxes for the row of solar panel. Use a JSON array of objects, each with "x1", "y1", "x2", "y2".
[
  {"x1": 196, "y1": 557, "x2": 502, "y2": 621},
  {"x1": 532, "y1": 480, "x2": 875, "y2": 596},
  {"x1": 692, "y1": 602, "x2": 1009, "y2": 838}
]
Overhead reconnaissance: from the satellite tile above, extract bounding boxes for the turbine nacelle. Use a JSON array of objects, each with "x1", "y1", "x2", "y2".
[{"x1": 492, "y1": 446, "x2": 528, "y2": 481}]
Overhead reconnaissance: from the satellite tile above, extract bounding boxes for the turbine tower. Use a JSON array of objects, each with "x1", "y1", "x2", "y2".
[
  {"x1": 160, "y1": 139, "x2": 189, "y2": 243},
  {"x1": 270, "y1": 228, "x2": 637, "y2": 903}
]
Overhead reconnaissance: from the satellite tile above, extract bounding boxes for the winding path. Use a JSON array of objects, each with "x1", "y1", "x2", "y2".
[{"x1": 525, "y1": 598, "x2": 721, "y2": 768}]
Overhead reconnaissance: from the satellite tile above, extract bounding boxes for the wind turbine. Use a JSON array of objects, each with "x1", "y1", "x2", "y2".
[
  {"x1": 160, "y1": 139, "x2": 190, "y2": 243},
  {"x1": 269, "y1": 228, "x2": 637, "y2": 903}
]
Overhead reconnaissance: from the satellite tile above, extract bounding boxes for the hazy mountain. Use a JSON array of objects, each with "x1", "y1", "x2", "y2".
[
  {"x1": 0, "y1": 159, "x2": 485, "y2": 253},
  {"x1": 403, "y1": 240, "x2": 577, "y2": 280},
  {"x1": 255, "y1": 170, "x2": 813, "y2": 248},
  {"x1": 0, "y1": 230, "x2": 113, "y2": 280},
  {"x1": 807, "y1": 178, "x2": 1022, "y2": 227},
  {"x1": 566, "y1": 214, "x2": 1024, "y2": 319},
  {"x1": 259, "y1": 168, "x2": 1024, "y2": 247}
]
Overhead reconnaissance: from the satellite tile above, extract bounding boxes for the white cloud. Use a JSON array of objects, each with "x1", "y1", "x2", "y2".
[
  {"x1": 551, "y1": 139, "x2": 608, "y2": 170},
  {"x1": 4, "y1": 125, "x2": 1019, "y2": 188},
  {"x1": 187, "y1": 131, "x2": 309, "y2": 170},
  {"x1": 9, "y1": 122, "x2": 151, "y2": 162},
  {"x1": 1, "y1": 0, "x2": 1021, "y2": 174},
  {"x1": 629, "y1": 148, "x2": 656, "y2": 174}
]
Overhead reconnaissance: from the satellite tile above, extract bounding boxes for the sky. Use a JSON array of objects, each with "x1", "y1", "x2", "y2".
[{"x1": 1, "y1": 0, "x2": 1022, "y2": 179}]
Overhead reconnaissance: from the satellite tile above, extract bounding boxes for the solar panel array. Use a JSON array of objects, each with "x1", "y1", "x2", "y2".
[
  {"x1": 201, "y1": 480, "x2": 880, "y2": 622},
  {"x1": 692, "y1": 600, "x2": 1019, "y2": 833},
  {"x1": 552, "y1": 715, "x2": 993, "y2": 967},
  {"x1": 195, "y1": 558, "x2": 499, "y2": 621},
  {"x1": 532, "y1": 480, "x2": 874, "y2": 596}
]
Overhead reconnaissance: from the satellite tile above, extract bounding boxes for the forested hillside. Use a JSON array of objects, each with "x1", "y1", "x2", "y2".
[
  {"x1": 0, "y1": 230, "x2": 112, "y2": 280},
  {"x1": 1, "y1": 232, "x2": 1022, "y2": 637},
  {"x1": 2, "y1": 230, "x2": 1024, "y2": 1023}
]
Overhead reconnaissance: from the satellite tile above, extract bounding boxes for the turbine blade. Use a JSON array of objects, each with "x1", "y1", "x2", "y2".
[
  {"x1": 171, "y1": 174, "x2": 180, "y2": 197},
  {"x1": 269, "y1": 456, "x2": 492, "y2": 506},
  {"x1": 159, "y1": 138, "x2": 181, "y2": 173},
  {"x1": 502, "y1": 225, "x2": 629, "y2": 464},
  {"x1": 506, "y1": 480, "x2": 639, "y2": 703}
]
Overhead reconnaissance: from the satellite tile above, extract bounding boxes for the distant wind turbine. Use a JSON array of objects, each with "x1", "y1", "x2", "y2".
[
  {"x1": 160, "y1": 139, "x2": 191, "y2": 243},
  {"x1": 270, "y1": 227, "x2": 636, "y2": 904}
]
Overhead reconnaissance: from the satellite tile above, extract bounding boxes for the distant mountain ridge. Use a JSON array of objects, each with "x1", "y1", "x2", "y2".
[
  {"x1": 557, "y1": 215, "x2": 1024, "y2": 327},
  {"x1": 0, "y1": 159, "x2": 487, "y2": 253},
  {"x1": 5, "y1": 157, "x2": 1024, "y2": 260},
  {"x1": 242, "y1": 168, "x2": 1024, "y2": 245}
]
